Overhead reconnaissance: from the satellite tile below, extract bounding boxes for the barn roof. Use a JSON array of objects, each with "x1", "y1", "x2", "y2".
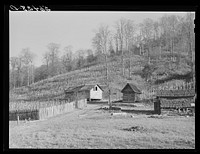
[
  {"x1": 64, "y1": 85, "x2": 85, "y2": 93},
  {"x1": 65, "y1": 84, "x2": 103, "y2": 93},
  {"x1": 121, "y1": 83, "x2": 142, "y2": 94}
]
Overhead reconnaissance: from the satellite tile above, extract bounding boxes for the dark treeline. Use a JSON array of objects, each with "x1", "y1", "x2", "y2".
[{"x1": 9, "y1": 12, "x2": 195, "y2": 90}]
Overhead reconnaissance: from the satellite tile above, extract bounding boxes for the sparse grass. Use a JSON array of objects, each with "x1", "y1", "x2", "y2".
[{"x1": 9, "y1": 104, "x2": 195, "y2": 149}]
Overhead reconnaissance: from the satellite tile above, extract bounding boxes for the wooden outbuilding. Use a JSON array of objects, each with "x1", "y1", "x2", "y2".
[
  {"x1": 121, "y1": 83, "x2": 142, "y2": 103},
  {"x1": 64, "y1": 84, "x2": 103, "y2": 102}
]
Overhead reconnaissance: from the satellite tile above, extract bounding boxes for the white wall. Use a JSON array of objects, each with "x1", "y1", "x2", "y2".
[{"x1": 90, "y1": 85, "x2": 102, "y2": 100}]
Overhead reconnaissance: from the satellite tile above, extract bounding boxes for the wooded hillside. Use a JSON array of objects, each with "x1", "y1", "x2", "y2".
[{"x1": 9, "y1": 13, "x2": 195, "y2": 102}]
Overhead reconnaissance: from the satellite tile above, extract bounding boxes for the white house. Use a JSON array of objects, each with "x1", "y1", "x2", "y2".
[
  {"x1": 64, "y1": 84, "x2": 103, "y2": 101},
  {"x1": 81, "y1": 84, "x2": 103, "y2": 101}
]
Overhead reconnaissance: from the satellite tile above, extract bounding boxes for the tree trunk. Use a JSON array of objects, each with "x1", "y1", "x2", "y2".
[
  {"x1": 13, "y1": 71, "x2": 15, "y2": 89},
  {"x1": 105, "y1": 54, "x2": 108, "y2": 81},
  {"x1": 129, "y1": 58, "x2": 131, "y2": 78},
  {"x1": 171, "y1": 39, "x2": 173, "y2": 61},
  {"x1": 32, "y1": 64, "x2": 34, "y2": 84},
  {"x1": 141, "y1": 44, "x2": 144, "y2": 56},
  {"x1": 108, "y1": 88, "x2": 112, "y2": 109},
  {"x1": 121, "y1": 54, "x2": 124, "y2": 76},
  {"x1": 160, "y1": 43, "x2": 162, "y2": 60},
  {"x1": 20, "y1": 71, "x2": 23, "y2": 87},
  {"x1": 27, "y1": 65, "x2": 30, "y2": 86},
  {"x1": 148, "y1": 42, "x2": 151, "y2": 64},
  {"x1": 17, "y1": 69, "x2": 21, "y2": 87},
  {"x1": 128, "y1": 47, "x2": 131, "y2": 78},
  {"x1": 120, "y1": 39, "x2": 125, "y2": 76},
  {"x1": 190, "y1": 33, "x2": 195, "y2": 85},
  {"x1": 115, "y1": 37, "x2": 118, "y2": 54},
  {"x1": 46, "y1": 62, "x2": 49, "y2": 78}
]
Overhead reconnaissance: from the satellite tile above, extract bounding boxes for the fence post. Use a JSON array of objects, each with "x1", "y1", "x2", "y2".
[
  {"x1": 17, "y1": 115, "x2": 19, "y2": 125},
  {"x1": 154, "y1": 97, "x2": 161, "y2": 115}
]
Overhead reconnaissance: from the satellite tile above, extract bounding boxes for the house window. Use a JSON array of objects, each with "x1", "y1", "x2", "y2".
[{"x1": 94, "y1": 86, "x2": 98, "y2": 91}]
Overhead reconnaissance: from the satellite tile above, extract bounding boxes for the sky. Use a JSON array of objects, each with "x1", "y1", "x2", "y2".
[{"x1": 9, "y1": 11, "x2": 188, "y2": 67}]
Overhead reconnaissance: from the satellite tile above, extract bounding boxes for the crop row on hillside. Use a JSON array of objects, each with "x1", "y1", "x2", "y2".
[{"x1": 10, "y1": 54, "x2": 191, "y2": 102}]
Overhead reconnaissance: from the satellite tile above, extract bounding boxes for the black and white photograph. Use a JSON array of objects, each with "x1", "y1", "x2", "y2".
[{"x1": 8, "y1": 6, "x2": 195, "y2": 149}]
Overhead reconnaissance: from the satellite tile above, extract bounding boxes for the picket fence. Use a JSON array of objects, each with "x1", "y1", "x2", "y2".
[
  {"x1": 38, "y1": 101, "x2": 75, "y2": 120},
  {"x1": 9, "y1": 99, "x2": 87, "y2": 121}
]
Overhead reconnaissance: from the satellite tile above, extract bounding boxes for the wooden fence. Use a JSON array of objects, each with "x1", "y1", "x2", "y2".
[
  {"x1": 9, "y1": 99, "x2": 87, "y2": 121},
  {"x1": 76, "y1": 99, "x2": 87, "y2": 109},
  {"x1": 139, "y1": 81, "x2": 195, "y2": 100},
  {"x1": 9, "y1": 110, "x2": 39, "y2": 121},
  {"x1": 38, "y1": 101, "x2": 75, "y2": 120},
  {"x1": 153, "y1": 84, "x2": 195, "y2": 114}
]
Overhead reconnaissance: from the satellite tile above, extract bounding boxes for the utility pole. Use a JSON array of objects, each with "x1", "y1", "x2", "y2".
[
  {"x1": 106, "y1": 62, "x2": 112, "y2": 109},
  {"x1": 108, "y1": 88, "x2": 112, "y2": 109}
]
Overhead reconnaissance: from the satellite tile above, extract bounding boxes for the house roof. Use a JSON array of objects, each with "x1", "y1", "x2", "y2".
[
  {"x1": 121, "y1": 83, "x2": 142, "y2": 94},
  {"x1": 65, "y1": 84, "x2": 103, "y2": 93}
]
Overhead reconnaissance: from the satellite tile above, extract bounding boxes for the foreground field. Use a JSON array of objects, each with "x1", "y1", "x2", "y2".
[{"x1": 9, "y1": 103, "x2": 195, "y2": 149}]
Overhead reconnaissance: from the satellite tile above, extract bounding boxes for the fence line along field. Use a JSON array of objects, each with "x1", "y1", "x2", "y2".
[
  {"x1": 9, "y1": 99, "x2": 68, "y2": 111},
  {"x1": 9, "y1": 99, "x2": 87, "y2": 121}
]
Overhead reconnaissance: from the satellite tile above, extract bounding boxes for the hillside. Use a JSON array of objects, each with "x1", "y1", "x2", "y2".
[{"x1": 9, "y1": 52, "x2": 193, "y2": 102}]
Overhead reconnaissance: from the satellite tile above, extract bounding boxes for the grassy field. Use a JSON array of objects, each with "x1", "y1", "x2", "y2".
[{"x1": 9, "y1": 103, "x2": 195, "y2": 149}]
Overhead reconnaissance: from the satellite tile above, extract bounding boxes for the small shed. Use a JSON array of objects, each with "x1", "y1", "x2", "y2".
[
  {"x1": 64, "y1": 84, "x2": 103, "y2": 102},
  {"x1": 121, "y1": 83, "x2": 142, "y2": 103}
]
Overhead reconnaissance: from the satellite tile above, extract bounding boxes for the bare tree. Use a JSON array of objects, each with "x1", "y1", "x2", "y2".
[
  {"x1": 183, "y1": 13, "x2": 195, "y2": 82},
  {"x1": 10, "y1": 57, "x2": 18, "y2": 89},
  {"x1": 61, "y1": 45, "x2": 73, "y2": 72},
  {"x1": 43, "y1": 52, "x2": 51, "y2": 77},
  {"x1": 140, "y1": 18, "x2": 154, "y2": 64},
  {"x1": 20, "y1": 48, "x2": 35, "y2": 86},
  {"x1": 135, "y1": 31, "x2": 144, "y2": 56},
  {"x1": 124, "y1": 19, "x2": 137, "y2": 78},
  {"x1": 46, "y1": 43, "x2": 60, "y2": 77},
  {"x1": 92, "y1": 24, "x2": 110, "y2": 82},
  {"x1": 92, "y1": 33, "x2": 102, "y2": 55},
  {"x1": 86, "y1": 49, "x2": 96, "y2": 65},
  {"x1": 76, "y1": 49, "x2": 85, "y2": 68},
  {"x1": 168, "y1": 15, "x2": 179, "y2": 61},
  {"x1": 15, "y1": 56, "x2": 23, "y2": 87},
  {"x1": 115, "y1": 18, "x2": 126, "y2": 76},
  {"x1": 184, "y1": 13, "x2": 195, "y2": 65},
  {"x1": 152, "y1": 20, "x2": 163, "y2": 60},
  {"x1": 113, "y1": 33, "x2": 119, "y2": 54}
]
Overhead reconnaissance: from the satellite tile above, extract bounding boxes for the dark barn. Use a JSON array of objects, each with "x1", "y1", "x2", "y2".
[{"x1": 121, "y1": 83, "x2": 142, "y2": 103}]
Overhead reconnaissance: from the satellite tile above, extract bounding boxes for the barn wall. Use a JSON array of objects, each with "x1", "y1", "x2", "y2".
[{"x1": 122, "y1": 92, "x2": 135, "y2": 102}]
